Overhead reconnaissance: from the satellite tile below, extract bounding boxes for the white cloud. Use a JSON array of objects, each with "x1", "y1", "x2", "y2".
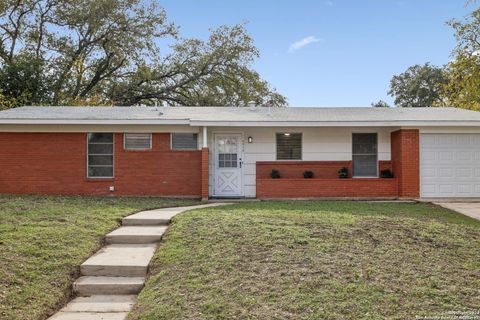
[{"x1": 288, "y1": 36, "x2": 323, "y2": 53}]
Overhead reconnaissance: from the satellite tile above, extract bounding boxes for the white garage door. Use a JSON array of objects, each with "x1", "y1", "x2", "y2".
[{"x1": 421, "y1": 134, "x2": 480, "y2": 198}]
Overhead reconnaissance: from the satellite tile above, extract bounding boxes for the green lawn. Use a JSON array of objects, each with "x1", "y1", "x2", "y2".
[
  {"x1": 0, "y1": 195, "x2": 200, "y2": 320},
  {"x1": 129, "y1": 201, "x2": 480, "y2": 320}
]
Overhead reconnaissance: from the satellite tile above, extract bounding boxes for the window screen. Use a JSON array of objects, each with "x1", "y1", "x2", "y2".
[
  {"x1": 352, "y1": 133, "x2": 377, "y2": 177},
  {"x1": 276, "y1": 133, "x2": 302, "y2": 160},
  {"x1": 87, "y1": 133, "x2": 113, "y2": 178},
  {"x1": 172, "y1": 133, "x2": 198, "y2": 150},
  {"x1": 124, "y1": 133, "x2": 151, "y2": 150}
]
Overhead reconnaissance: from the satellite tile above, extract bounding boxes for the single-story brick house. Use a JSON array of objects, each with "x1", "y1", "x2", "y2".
[{"x1": 1, "y1": 106, "x2": 480, "y2": 199}]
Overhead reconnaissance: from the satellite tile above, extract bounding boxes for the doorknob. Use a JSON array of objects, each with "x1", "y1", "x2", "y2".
[{"x1": 239, "y1": 158, "x2": 243, "y2": 168}]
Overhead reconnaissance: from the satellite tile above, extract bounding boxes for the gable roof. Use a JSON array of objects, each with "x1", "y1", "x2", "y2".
[{"x1": 1, "y1": 106, "x2": 480, "y2": 127}]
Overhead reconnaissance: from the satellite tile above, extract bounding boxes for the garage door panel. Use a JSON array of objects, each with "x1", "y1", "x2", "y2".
[
  {"x1": 421, "y1": 133, "x2": 480, "y2": 197},
  {"x1": 456, "y1": 168, "x2": 472, "y2": 177},
  {"x1": 421, "y1": 134, "x2": 436, "y2": 145},
  {"x1": 438, "y1": 168, "x2": 454, "y2": 177},
  {"x1": 438, "y1": 151, "x2": 454, "y2": 161},
  {"x1": 421, "y1": 167, "x2": 436, "y2": 177},
  {"x1": 455, "y1": 135, "x2": 471, "y2": 145},
  {"x1": 439, "y1": 184, "x2": 454, "y2": 194},
  {"x1": 457, "y1": 185, "x2": 473, "y2": 194},
  {"x1": 456, "y1": 151, "x2": 472, "y2": 161},
  {"x1": 437, "y1": 135, "x2": 455, "y2": 145},
  {"x1": 421, "y1": 151, "x2": 436, "y2": 161}
]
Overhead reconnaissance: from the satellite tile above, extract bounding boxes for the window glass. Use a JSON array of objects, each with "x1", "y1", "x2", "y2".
[
  {"x1": 276, "y1": 133, "x2": 302, "y2": 160},
  {"x1": 87, "y1": 133, "x2": 114, "y2": 178},
  {"x1": 124, "y1": 133, "x2": 151, "y2": 150},
  {"x1": 88, "y1": 133, "x2": 113, "y2": 143},
  {"x1": 172, "y1": 133, "x2": 198, "y2": 150},
  {"x1": 218, "y1": 153, "x2": 237, "y2": 168},
  {"x1": 352, "y1": 133, "x2": 377, "y2": 177}
]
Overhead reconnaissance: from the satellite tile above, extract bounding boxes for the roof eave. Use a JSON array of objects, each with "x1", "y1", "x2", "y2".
[
  {"x1": 189, "y1": 120, "x2": 480, "y2": 127},
  {"x1": 0, "y1": 119, "x2": 480, "y2": 127},
  {"x1": 0, "y1": 119, "x2": 190, "y2": 125}
]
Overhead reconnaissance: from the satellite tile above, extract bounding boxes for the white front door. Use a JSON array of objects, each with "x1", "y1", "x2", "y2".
[
  {"x1": 421, "y1": 133, "x2": 480, "y2": 197},
  {"x1": 214, "y1": 133, "x2": 243, "y2": 197}
]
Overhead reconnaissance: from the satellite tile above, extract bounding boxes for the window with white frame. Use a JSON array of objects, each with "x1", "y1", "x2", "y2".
[
  {"x1": 171, "y1": 133, "x2": 198, "y2": 150},
  {"x1": 276, "y1": 133, "x2": 302, "y2": 160},
  {"x1": 124, "y1": 133, "x2": 151, "y2": 150},
  {"x1": 352, "y1": 133, "x2": 377, "y2": 177},
  {"x1": 87, "y1": 133, "x2": 114, "y2": 178}
]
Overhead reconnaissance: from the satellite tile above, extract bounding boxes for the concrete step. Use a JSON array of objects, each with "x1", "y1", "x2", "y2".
[
  {"x1": 105, "y1": 226, "x2": 168, "y2": 244},
  {"x1": 81, "y1": 244, "x2": 157, "y2": 277},
  {"x1": 74, "y1": 276, "x2": 145, "y2": 296},
  {"x1": 122, "y1": 210, "x2": 179, "y2": 226},
  {"x1": 121, "y1": 204, "x2": 228, "y2": 226},
  {"x1": 60, "y1": 295, "x2": 136, "y2": 312},
  {"x1": 48, "y1": 312, "x2": 128, "y2": 320}
]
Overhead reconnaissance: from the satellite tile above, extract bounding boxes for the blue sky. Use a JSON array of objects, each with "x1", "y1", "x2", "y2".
[{"x1": 160, "y1": 0, "x2": 472, "y2": 106}]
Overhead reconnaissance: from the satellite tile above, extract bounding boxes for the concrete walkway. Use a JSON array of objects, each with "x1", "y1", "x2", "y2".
[
  {"x1": 435, "y1": 202, "x2": 480, "y2": 221},
  {"x1": 48, "y1": 203, "x2": 227, "y2": 320}
]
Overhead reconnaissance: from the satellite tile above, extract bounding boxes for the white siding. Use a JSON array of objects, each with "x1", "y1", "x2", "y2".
[{"x1": 202, "y1": 127, "x2": 392, "y2": 198}]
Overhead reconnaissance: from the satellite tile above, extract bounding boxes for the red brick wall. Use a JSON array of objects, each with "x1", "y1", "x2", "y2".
[
  {"x1": 391, "y1": 129, "x2": 420, "y2": 198},
  {"x1": 256, "y1": 161, "x2": 398, "y2": 199},
  {"x1": 378, "y1": 161, "x2": 393, "y2": 174},
  {"x1": 256, "y1": 178, "x2": 398, "y2": 198},
  {"x1": 0, "y1": 133, "x2": 202, "y2": 196}
]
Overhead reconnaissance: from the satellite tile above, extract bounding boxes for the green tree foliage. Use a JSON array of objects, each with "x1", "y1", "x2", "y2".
[
  {"x1": 0, "y1": 0, "x2": 286, "y2": 107},
  {"x1": 0, "y1": 90, "x2": 20, "y2": 109},
  {"x1": 371, "y1": 100, "x2": 390, "y2": 108},
  {"x1": 0, "y1": 53, "x2": 49, "y2": 105},
  {"x1": 388, "y1": 63, "x2": 448, "y2": 108},
  {"x1": 443, "y1": 8, "x2": 480, "y2": 110}
]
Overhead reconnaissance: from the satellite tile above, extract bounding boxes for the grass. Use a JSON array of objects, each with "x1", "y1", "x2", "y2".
[
  {"x1": 0, "y1": 195, "x2": 200, "y2": 320},
  {"x1": 129, "y1": 201, "x2": 480, "y2": 320}
]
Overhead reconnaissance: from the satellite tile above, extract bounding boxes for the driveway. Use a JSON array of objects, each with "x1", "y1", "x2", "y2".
[{"x1": 435, "y1": 202, "x2": 480, "y2": 221}]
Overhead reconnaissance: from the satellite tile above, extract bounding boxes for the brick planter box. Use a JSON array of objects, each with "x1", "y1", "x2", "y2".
[{"x1": 256, "y1": 178, "x2": 398, "y2": 199}]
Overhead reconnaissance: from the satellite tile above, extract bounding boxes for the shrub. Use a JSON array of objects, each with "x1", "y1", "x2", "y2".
[
  {"x1": 303, "y1": 170, "x2": 314, "y2": 179},
  {"x1": 270, "y1": 169, "x2": 281, "y2": 179},
  {"x1": 380, "y1": 169, "x2": 394, "y2": 178},
  {"x1": 338, "y1": 167, "x2": 348, "y2": 178}
]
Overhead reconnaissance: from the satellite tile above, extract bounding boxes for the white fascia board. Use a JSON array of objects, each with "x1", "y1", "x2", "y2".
[
  {"x1": 0, "y1": 119, "x2": 190, "y2": 125},
  {"x1": 189, "y1": 120, "x2": 480, "y2": 127}
]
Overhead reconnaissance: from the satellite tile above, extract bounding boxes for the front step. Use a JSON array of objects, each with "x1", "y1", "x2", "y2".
[
  {"x1": 121, "y1": 204, "x2": 226, "y2": 226},
  {"x1": 74, "y1": 276, "x2": 145, "y2": 296},
  {"x1": 48, "y1": 312, "x2": 128, "y2": 320},
  {"x1": 81, "y1": 244, "x2": 157, "y2": 277},
  {"x1": 121, "y1": 210, "x2": 179, "y2": 226},
  {"x1": 105, "y1": 226, "x2": 168, "y2": 244},
  {"x1": 60, "y1": 295, "x2": 136, "y2": 312}
]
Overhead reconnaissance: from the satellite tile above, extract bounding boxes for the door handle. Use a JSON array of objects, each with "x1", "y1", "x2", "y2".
[{"x1": 239, "y1": 158, "x2": 243, "y2": 168}]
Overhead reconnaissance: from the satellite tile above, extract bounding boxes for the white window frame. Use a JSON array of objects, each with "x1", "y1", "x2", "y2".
[
  {"x1": 87, "y1": 133, "x2": 114, "y2": 179},
  {"x1": 170, "y1": 133, "x2": 199, "y2": 151},
  {"x1": 275, "y1": 132, "x2": 303, "y2": 160},
  {"x1": 352, "y1": 132, "x2": 378, "y2": 178},
  {"x1": 123, "y1": 133, "x2": 152, "y2": 151}
]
